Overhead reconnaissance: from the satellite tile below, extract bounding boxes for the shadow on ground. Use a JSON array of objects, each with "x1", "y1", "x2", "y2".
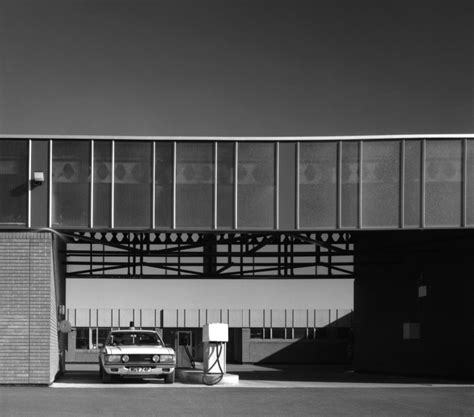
[
  {"x1": 57, "y1": 364, "x2": 473, "y2": 385},
  {"x1": 227, "y1": 364, "x2": 473, "y2": 384}
]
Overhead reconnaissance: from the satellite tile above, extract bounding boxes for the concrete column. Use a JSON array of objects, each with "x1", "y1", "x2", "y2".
[
  {"x1": 353, "y1": 230, "x2": 474, "y2": 378},
  {"x1": 241, "y1": 328, "x2": 251, "y2": 363}
]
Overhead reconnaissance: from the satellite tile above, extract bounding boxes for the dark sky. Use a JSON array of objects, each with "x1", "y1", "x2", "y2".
[{"x1": 0, "y1": 0, "x2": 472, "y2": 136}]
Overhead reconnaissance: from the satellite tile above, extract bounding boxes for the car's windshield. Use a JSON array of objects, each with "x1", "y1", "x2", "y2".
[{"x1": 106, "y1": 332, "x2": 163, "y2": 346}]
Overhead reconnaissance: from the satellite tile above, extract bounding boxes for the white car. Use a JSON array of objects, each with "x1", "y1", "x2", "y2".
[{"x1": 99, "y1": 329, "x2": 176, "y2": 383}]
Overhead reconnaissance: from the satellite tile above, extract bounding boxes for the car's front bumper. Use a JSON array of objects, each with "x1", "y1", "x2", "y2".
[{"x1": 103, "y1": 364, "x2": 175, "y2": 377}]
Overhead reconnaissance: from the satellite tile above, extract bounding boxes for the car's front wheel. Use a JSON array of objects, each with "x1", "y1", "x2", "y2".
[
  {"x1": 100, "y1": 365, "x2": 112, "y2": 383},
  {"x1": 164, "y1": 370, "x2": 175, "y2": 384}
]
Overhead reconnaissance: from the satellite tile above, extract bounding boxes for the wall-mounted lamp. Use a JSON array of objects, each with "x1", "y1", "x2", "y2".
[
  {"x1": 58, "y1": 304, "x2": 66, "y2": 316},
  {"x1": 33, "y1": 171, "x2": 45, "y2": 186},
  {"x1": 417, "y1": 273, "x2": 427, "y2": 298}
]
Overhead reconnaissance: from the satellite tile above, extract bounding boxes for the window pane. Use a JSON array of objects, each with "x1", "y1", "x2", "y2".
[
  {"x1": 425, "y1": 140, "x2": 462, "y2": 226},
  {"x1": 404, "y1": 140, "x2": 421, "y2": 227},
  {"x1": 114, "y1": 141, "x2": 152, "y2": 228},
  {"x1": 315, "y1": 327, "x2": 329, "y2": 339},
  {"x1": 176, "y1": 143, "x2": 214, "y2": 228},
  {"x1": 52, "y1": 141, "x2": 90, "y2": 227},
  {"x1": 0, "y1": 140, "x2": 28, "y2": 224},
  {"x1": 93, "y1": 141, "x2": 111, "y2": 227},
  {"x1": 217, "y1": 143, "x2": 234, "y2": 228},
  {"x1": 466, "y1": 140, "x2": 474, "y2": 225},
  {"x1": 272, "y1": 328, "x2": 285, "y2": 339},
  {"x1": 75, "y1": 328, "x2": 89, "y2": 350},
  {"x1": 98, "y1": 328, "x2": 109, "y2": 346},
  {"x1": 250, "y1": 328, "x2": 263, "y2": 339},
  {"x1": 362, "y1": 141, "x2": 400, "y2": 227},
  {"x1": 238, "y1": 142, "x2": 275, "y2": 228},
  {"x1": 294, "y1": 328, "x2": 307, "y2": 339},
  {"x1": 341, "y1": 142, "x2": 359, "y2": 228},
  {"x1": 155, "y1": 142, "x2": 173, "y2": 228},
  {"x1": 299, "y1": 142, "x2": 337, "y2": 228}
]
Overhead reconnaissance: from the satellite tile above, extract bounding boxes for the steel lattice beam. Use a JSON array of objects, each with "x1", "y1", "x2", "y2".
[{"x1": 62, "y1": 231, "x2": 355, "y2": 279}]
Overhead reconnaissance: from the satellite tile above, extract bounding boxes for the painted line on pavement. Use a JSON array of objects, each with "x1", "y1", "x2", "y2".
[{"x1": 50, "y1": 381, "x2": 474, "y2": 389}]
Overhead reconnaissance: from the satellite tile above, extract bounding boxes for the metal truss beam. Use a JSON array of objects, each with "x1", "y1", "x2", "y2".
[{"x1": 62, "y1": 231, "x2": 355, "y2": 279}]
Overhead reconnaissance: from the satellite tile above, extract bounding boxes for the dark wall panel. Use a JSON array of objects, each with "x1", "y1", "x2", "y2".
[
  {"x1": 340, "y1": 142, "x2": 359, "y2": 228},
  {"x1": 278, "y1": 142, "x2": 296, "y2": 229},
  {"x1": 0, "y1": 140, "x2": 28, "y2": 225},
  {"x1": 238, "y1": 142, "x2": 275, "y2": 228},
  {"x1": 93, "y1": 141, "x2": 111, "y2": 228},
  {"x1": 217, "y1": 142, "x2": 234, "y2": 228},
  {"x1": 403, "y1": 140, "x2": 421, "y2": 227},
  {"x1": 114, "y1": 141, "x2": 152, "y2": 228},
  {"x1": 155, "y1": 142, "x2": 173, "y2": 228},
  {"x1": 299, "y1": 142, "x2": 337, "y2": 228},
  {"x1": 424, "y1": 140, "x2": 462, "y2": 227},
  {"x1": 31, "y1": 140, "x2": 49, "y2": 228},
  {"x1": 176, "y1": 142, "x2": 214, "y2": 228},
  {"x1": 361, "y1": 141, "x2": 400, "y2": 227},
  {"x1": 51, "y1": 141, "x2": 90, "y2": 227}
]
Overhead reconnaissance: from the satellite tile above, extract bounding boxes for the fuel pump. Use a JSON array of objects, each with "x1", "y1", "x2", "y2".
[
  {"x1": 174, "y1": 322, "x2": 237, "y2": 385},
  {"x1": 202, "y1": 323, "x2": 228, "y2": 385}
]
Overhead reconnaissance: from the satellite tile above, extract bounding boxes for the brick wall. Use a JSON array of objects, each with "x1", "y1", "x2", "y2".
[{"x1": 0, "y1": 232, "x2": 60, "y2": 384}]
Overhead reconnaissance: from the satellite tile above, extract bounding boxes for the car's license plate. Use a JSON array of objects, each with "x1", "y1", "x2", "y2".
[{"x1": 130, "y1": 367, "x2": 152, "y2": 373}]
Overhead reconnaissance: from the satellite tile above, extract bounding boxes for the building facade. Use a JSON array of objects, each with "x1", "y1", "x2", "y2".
[{"x1": 0, "y1": 135, "x2": 473, "y2": 383}]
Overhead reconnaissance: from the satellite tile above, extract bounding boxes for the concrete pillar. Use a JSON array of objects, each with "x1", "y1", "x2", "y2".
[
  {"x1": 0, "y1": 232, "x2": 64, "y2": 384},
  {"x1": 353, "y1": 231, "x2": 474, "y2": 378},
  {"x1": 241, "y1": 328, "x2": 251, "y2": 363}
]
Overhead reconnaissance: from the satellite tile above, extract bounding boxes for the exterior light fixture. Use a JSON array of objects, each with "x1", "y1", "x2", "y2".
[{"x1": 33, "y1": 171, "x2": 45, "y2": 186}]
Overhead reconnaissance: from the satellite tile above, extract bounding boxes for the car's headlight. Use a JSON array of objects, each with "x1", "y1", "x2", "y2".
[
  {"x1": 105, "y1": 354, "x2": 121, "y2": 363},
  {"x1": 159, "y1": 354, "x2": 175, "y2": 363},
  {"x1": 152, "y1": 355, "x2": 160, "y2": 363},
  {"x1": 122, "y1": 354, "x2": 129, "y2": 363}
]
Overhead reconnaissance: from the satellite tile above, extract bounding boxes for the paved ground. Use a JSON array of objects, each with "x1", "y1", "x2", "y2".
[
  {"x1": 1, "y1": 365, "x2": 473, "y2": 416},
  {"x1": 1, "y1": 386, "x2": 473, "y2": 417},
  {"x1": 57, "y1": 363, "x2": 474, "y2": 388}
]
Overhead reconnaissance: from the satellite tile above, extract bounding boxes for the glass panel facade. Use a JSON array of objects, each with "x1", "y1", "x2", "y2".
[
  {"x1": 404, "y1": 140, "x2": 421, "y2": 227},
  {"x1": 155, "y1": 142, "x2": 173, "y2": 228},
  {"x1": 176, "y1": 142, "x2": 214, "y2": 228},
  {"x1": 217, "y1": 143, "x2": 234, "y2": 228},
  {"x1": 341, "y1": 142, "x2": 359, "y2": 228},
  {"x1": 3, "y1": 137, "x2": 471, "y2": 231},
  {"x1": 52, "y1": 141, "x2": 90, "y2": 227},
  {"x1": 93, "y1": 141, "x2": 111, "y2": 227},
  {"x1": 238, "y1": 142, "x2": 275, "y2": 228},
  {"x1": 425, "y1": 140, "x2": 462, "y2": 226},
  {"x1": 466, "y1": 140, "x2": 474, "y2": 225},
  {"x1": 362, "y1": 141, "x2": 400, "y2": 227},
  {"x1": 299, "y1": 142, "x2": 337, "y2": 228},
  {"x1": 0, "y1": 140, "x2": 28, "y2": 224},
  {"x1": 114, "y1": 141, "x2": 152, "y2": 228}
]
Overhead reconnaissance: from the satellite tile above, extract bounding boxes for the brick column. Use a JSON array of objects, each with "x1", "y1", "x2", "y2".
[{"x1": 0, "y1": 232, "x2": 62, "y2": 384}]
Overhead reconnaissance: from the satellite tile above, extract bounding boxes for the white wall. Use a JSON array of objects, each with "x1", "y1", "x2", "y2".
[{"x1": 67, "y1": 279, "x2": 353, "y2": 310}]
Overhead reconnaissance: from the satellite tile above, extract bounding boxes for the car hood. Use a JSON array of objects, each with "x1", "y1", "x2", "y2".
[{"x1": 104, "y1": 345, "x2": 175, "y2": 355}]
